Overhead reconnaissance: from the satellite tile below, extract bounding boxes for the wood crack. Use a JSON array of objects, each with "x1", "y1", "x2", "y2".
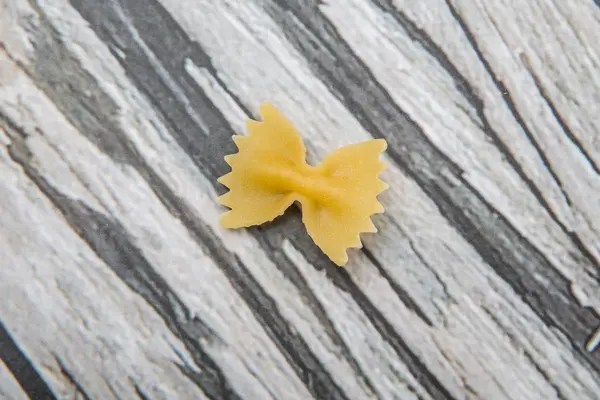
[
  {"x1": 519, "y1": 52, "x2": 600, "y2": 176},
  {"x1": 481, "y1": 306, "x2": 574, "y2": 400},
  {"x1": 53, "y1": 354, "x2": 92, "y2": 400},
  {"x1": 361, "y1": 247, "x2": 434, "y2": 327}
]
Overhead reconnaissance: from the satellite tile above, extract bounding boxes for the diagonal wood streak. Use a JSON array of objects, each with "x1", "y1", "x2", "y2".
[{"x1": 0, "y1": 320, "x2": 58, "y2": 400}]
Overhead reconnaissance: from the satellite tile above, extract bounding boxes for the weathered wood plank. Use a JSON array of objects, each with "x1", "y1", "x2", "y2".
[{"x1": 0, "y1": 0, "x2": 598, "y2": 399}]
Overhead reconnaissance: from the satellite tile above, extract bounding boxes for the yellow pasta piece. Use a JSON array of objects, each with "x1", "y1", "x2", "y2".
[{"x1": 217, "y1": 103, "x2": 388, "y2": 266}]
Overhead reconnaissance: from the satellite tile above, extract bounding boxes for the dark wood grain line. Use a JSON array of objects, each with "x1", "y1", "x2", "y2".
[
  {"x1": 0, "y1": 319, "x2": 58, "y2": 400},
  {"x1": 361, "y1": 248, "x2": 434, "y2": 327},
  {"x1": 53, "y1": 355, "x2": 92, "y2": 400},
  {"x1": 257, "y1": 0, "x2": 600, "y2": 375},
  {"x1": 523, "y1": 351, "x2": 570, "y2": 400},
  {"x1": 479, "y1": 306, "x2": 574, "y2": 400},
  {"x1": 134, "y1": 384, "x2": 151, "y2": 400},
  {"x1": 519, "y1": 54, "x2": 600, "y2": 176}
]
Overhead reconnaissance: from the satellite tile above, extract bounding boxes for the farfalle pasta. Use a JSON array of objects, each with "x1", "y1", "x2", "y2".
[{"x1": 217, "y1": 103, "x2": 388, "y2": 266}]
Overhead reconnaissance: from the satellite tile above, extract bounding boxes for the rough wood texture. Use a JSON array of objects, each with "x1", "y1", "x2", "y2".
[{"x1": 0, "y1": 0, "x2": 599, "y2": 399}]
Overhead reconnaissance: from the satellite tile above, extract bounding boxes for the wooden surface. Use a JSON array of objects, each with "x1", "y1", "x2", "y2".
[{"x1": 0, "y1": 0, "x2": 599, "y2": 399}]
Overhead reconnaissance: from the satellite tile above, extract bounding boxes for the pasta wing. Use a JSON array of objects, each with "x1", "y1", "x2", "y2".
[
  {"x1": 300, "y1": 139, "x2": 388, "y2": 266},
  {"x1": 217, "y1": 103, "x2": 305, "y2": 228}
]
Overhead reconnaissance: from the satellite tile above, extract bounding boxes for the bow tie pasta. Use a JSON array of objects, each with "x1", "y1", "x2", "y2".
[{"x1": 217, "y1": 103, "x2": 388, "y2": 266}]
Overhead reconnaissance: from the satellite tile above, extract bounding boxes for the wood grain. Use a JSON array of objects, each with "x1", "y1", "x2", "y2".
[{"x1": 0, "y1": 0, "x2": 599, "y2": 399}]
